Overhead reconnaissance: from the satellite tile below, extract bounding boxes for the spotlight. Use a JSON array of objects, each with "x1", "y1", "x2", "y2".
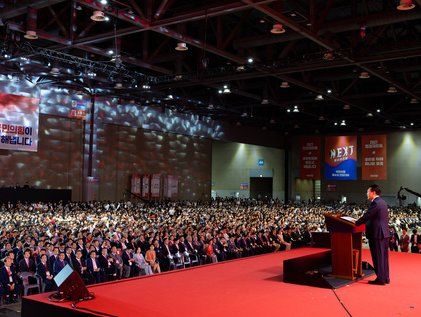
[
  {"x1": 327, "y1": 89, "x2": 332, "y2": 94},
  {"x1": 376, "y1": 109, "x2": 381, "y2": 113},
  {"x1": 247, "y1": 57, "x2": 254, "y2": 64},
  {"x1": 100, "y1": 0, "x2": 108, "y2": 4},
  {"x1": 315, "y1": 94, "x2": 324, "y2": 101},
  {"x1": 387, "y1": 86, "x2": 397, "y2": 93},
  {"x1": 359, "y1": 71, "x2": 370, "y2": 79},
  {"x1": 340, "y1": 120, "x2": 346, "y2": 126}
]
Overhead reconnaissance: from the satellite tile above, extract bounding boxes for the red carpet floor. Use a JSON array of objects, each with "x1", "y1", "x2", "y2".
[{"x1": 24, "y1": 248, "x2": 421, "y2": 317}]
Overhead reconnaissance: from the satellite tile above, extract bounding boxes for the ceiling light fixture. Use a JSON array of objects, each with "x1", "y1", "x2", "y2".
[
  {"x1": 175, "y1": 42, "x2": 188, "y2": 51},
  {"x1": 397, "y1": 0, "x2": 415, "y2": 10},
  {"x1": 24, "y1": 30, "x2": 38, "y2": 40},
  {"x1": 50, "y1": 67, "x2": 60, "y2": 76},
  {"x1": 91, "y1": 10, "x2": 105, "y2": 21},
  {"x1": 280, "y1": 81, "x2": 289, "y2": 88},
  {"x1": 359, "y1": 71, "x2": 370, "y2": 79},
  {"x1": 323, "y1": 51, "x2": 334, "y2": 61},
  {"x1": 387, "y1": 86, "x2": 397, "y2": 93},
  {"x1": 270, "y1": 23, "x2": 285, "y2": 34}
]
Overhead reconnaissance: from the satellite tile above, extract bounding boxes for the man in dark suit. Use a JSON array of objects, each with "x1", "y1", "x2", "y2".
[
  {"x1": 1, "y1": 257, "x2": 20, "y2": 303},
  {"x1": 18, "y1": 249, "x2": 36, "y2": 273},
  {"x1": 356, "y1": 184, "x2": 390, "y2": 285}
]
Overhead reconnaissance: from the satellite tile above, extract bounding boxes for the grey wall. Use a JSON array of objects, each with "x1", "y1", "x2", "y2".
[{"x1": 212, "y1": 141, "x2": 285, "y2": 199}]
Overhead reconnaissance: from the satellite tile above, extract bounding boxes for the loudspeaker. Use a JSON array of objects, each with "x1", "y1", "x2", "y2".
[{"x1": 53, "y1": 264, "x2": 91, "y2": 301}]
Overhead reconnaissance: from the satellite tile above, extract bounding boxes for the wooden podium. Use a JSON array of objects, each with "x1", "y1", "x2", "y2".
[{"x1": 324, "y1": 214, "x2": 365, "y2": 280}]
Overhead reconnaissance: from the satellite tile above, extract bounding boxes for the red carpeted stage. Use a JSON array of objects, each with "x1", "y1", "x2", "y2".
[{"x1": 22, "y1": 248, "x2": 421, "y2": 317}]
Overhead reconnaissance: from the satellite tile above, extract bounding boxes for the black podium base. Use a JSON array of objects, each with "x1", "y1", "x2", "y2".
[{"x1": 283, "y1": 250, "x2": 375, "y2": 289}]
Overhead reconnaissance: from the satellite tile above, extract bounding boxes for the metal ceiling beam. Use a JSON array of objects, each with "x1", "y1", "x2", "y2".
[
  {"x1": 243, "y1": 0, "x2": 421, "y2": 103},
  {"x1": 155, "y1": 46, "x2": 421, "y2": 89},
  {"x1": 70, "y1": 0, "x2": 277, "y2": 46},
  {"x1": 235, "y1": 10, "x2": 421, "y2": 49},
  {"x1": 0, "y1": 0, "x2": 68, "y2": 19}
]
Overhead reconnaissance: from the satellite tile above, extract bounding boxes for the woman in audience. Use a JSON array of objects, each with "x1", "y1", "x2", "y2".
[
  {"x1": 145, "y1": 244, "x2": 161, "y2": 273},
  {"x1": 133, "y1": 247, "x2": 153, "y2": 276}
]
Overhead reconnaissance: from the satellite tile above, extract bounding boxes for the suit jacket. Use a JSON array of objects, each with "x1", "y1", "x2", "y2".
[
  {"x1": 53, "y1": 259, "x2": 67, "y2": 276},
  {"x1": 356, "y1": 196, "x2": 390, "y2": 240},
  {"x1": 36, "y1": 262, "x2": 51, "y2": 281},
  {"x1": 86, "y1": 257, "x2": 100, "y2": 274},
  {"x1": 72, "y1": 257, "x2": 86, "y2": 276},
  {"x1": 19, "y1": 258, "x2": 36, "y2": 273},
  {"x1": 0, "y1": 265, "x2": 18, "y2": 286}
]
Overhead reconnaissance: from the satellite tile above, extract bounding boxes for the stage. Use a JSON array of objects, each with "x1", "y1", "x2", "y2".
[{"x1": 22, "y1": 248, "x2": 421, "y2": 317}]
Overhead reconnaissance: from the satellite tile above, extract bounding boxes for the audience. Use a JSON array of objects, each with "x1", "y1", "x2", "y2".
[{"x1": 0, "y1": 198, "x2": 419, "y2": 301}]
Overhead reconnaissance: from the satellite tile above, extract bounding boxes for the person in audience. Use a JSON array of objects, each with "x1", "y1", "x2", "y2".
[
  {"x1": 410, "y1": 229, "x2": 419, "y2": 253},
  {"x1": 133, "y1": 247, "x2": 153, "y2": 276},
  {"x1": 145, "y1": 244, "x2": 161, "y2": 273},
  {"x1": 36, "y1": 254, "x2": 55, "y2": 292},
  {"x1": 399, "y1": 228, "x2": 410, "y2": 252},
  {"x1": 18, "y1": 249, "x2": 36, "y2": 273},
  {"x1": 1, "y1": 257, "x2": 19, "y2": 303},
  {"x1": 389, "y1": 226, "x2": 399, "y2": 251},
  {"x1": 87, "y1": 250, "x2": 101, "y2": 284},
  {"x1": 53, "y1": 252, "x2": 67, "y2": 276}
]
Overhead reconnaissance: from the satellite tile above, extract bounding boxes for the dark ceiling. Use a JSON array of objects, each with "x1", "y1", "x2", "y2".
[{"x1": 1, "y1": 0, "x2": 421, "y2": 134}]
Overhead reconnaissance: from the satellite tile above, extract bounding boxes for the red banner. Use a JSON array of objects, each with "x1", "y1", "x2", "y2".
[
  {"x1": 151, "y1": 174, "x2": 161, "y2": 198},
  {"x1": 361, "y1": 135, "x2": 387, "y2": 180},
  {"x1": 300, "y1": 137, "x2": 321, "y2": 179},
  {"x1": 131, "y1": 173, "x2": 141, "y2": 195},
  {"x1": 142, "y1": 175, "x2": 150, "y2": 198}
]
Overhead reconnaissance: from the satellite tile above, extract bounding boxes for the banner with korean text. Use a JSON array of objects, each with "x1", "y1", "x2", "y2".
[
  {"x1": 151, "y1": 174, "x2": 161, "y2": 198},
  {"x1": 361, "y1": 134, "x2": 387, "y2": 180},
  {"x1": 0, "y1": 93, "x2": 40, "y2": 152},
  {"x1": 164, "y1": 175, "x2": 179, "y2": 199},
  {"x1": 131, "y1": 173, "x2": 141, "y2": 195},
  {"x1": 142, "y1": 174, "x2": 150, "y2": 198},
  {"x1": 325, "y1": 136, "x2": 357, "y2": 180},
  {"x1": 300, "y1": 136, "x2": 321, "y2": 179}
]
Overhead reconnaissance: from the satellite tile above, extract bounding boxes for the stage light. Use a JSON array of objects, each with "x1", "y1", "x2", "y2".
[
  {"x1": 327, "y1": 89, "x2": 332, "y2": 94},
  {"x1": 247, "y1": 57, "x2": 254, "y2": 64},
  {"x1": 100, "y1": 0, "x2": 108, "y2": 4},
  {"x1": 280, "y1": 81, "x2": 289, "y2": 88},
  {"x1": 24, "y1": 30, "x2": 38, "y2": 40}
]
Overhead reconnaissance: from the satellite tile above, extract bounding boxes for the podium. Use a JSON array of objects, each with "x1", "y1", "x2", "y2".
[{"x1": 324, "y1": 213, "x2": 365, "y2": 280}]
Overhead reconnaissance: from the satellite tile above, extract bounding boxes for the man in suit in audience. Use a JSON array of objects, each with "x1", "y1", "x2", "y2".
[
  {"x1": 356, "y1": 184, "x2": 390, "y2": 285},
  {"x1": 53, "y1": 252, "x2": 68, "y2": 276},
  {"x1": 87, "y1": 250, "x2": 101, "y2": 283},
  {"x1": 1, "y1": 257, "x2": 19, "y2": 303},
  {"x1": 399, "y1": 228, "x2": 410, "y2": 252},
  {"x1": 72, "y1": 250, "x2": 87, "y2": 277},
  {"x1": 36, "y1": 254, "x2": 55, "y2": 292},
  {"x1": 410, "y1": 229, "x2": 419, "y2": 253},
  {"x1": 19, "y1": 248, "x2": 36, "y2": 273}
]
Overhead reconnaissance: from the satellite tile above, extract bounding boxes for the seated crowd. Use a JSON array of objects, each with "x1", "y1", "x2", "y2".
[{"x1": 0, "y1": 198, "x2": 419, "y2": 302}]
